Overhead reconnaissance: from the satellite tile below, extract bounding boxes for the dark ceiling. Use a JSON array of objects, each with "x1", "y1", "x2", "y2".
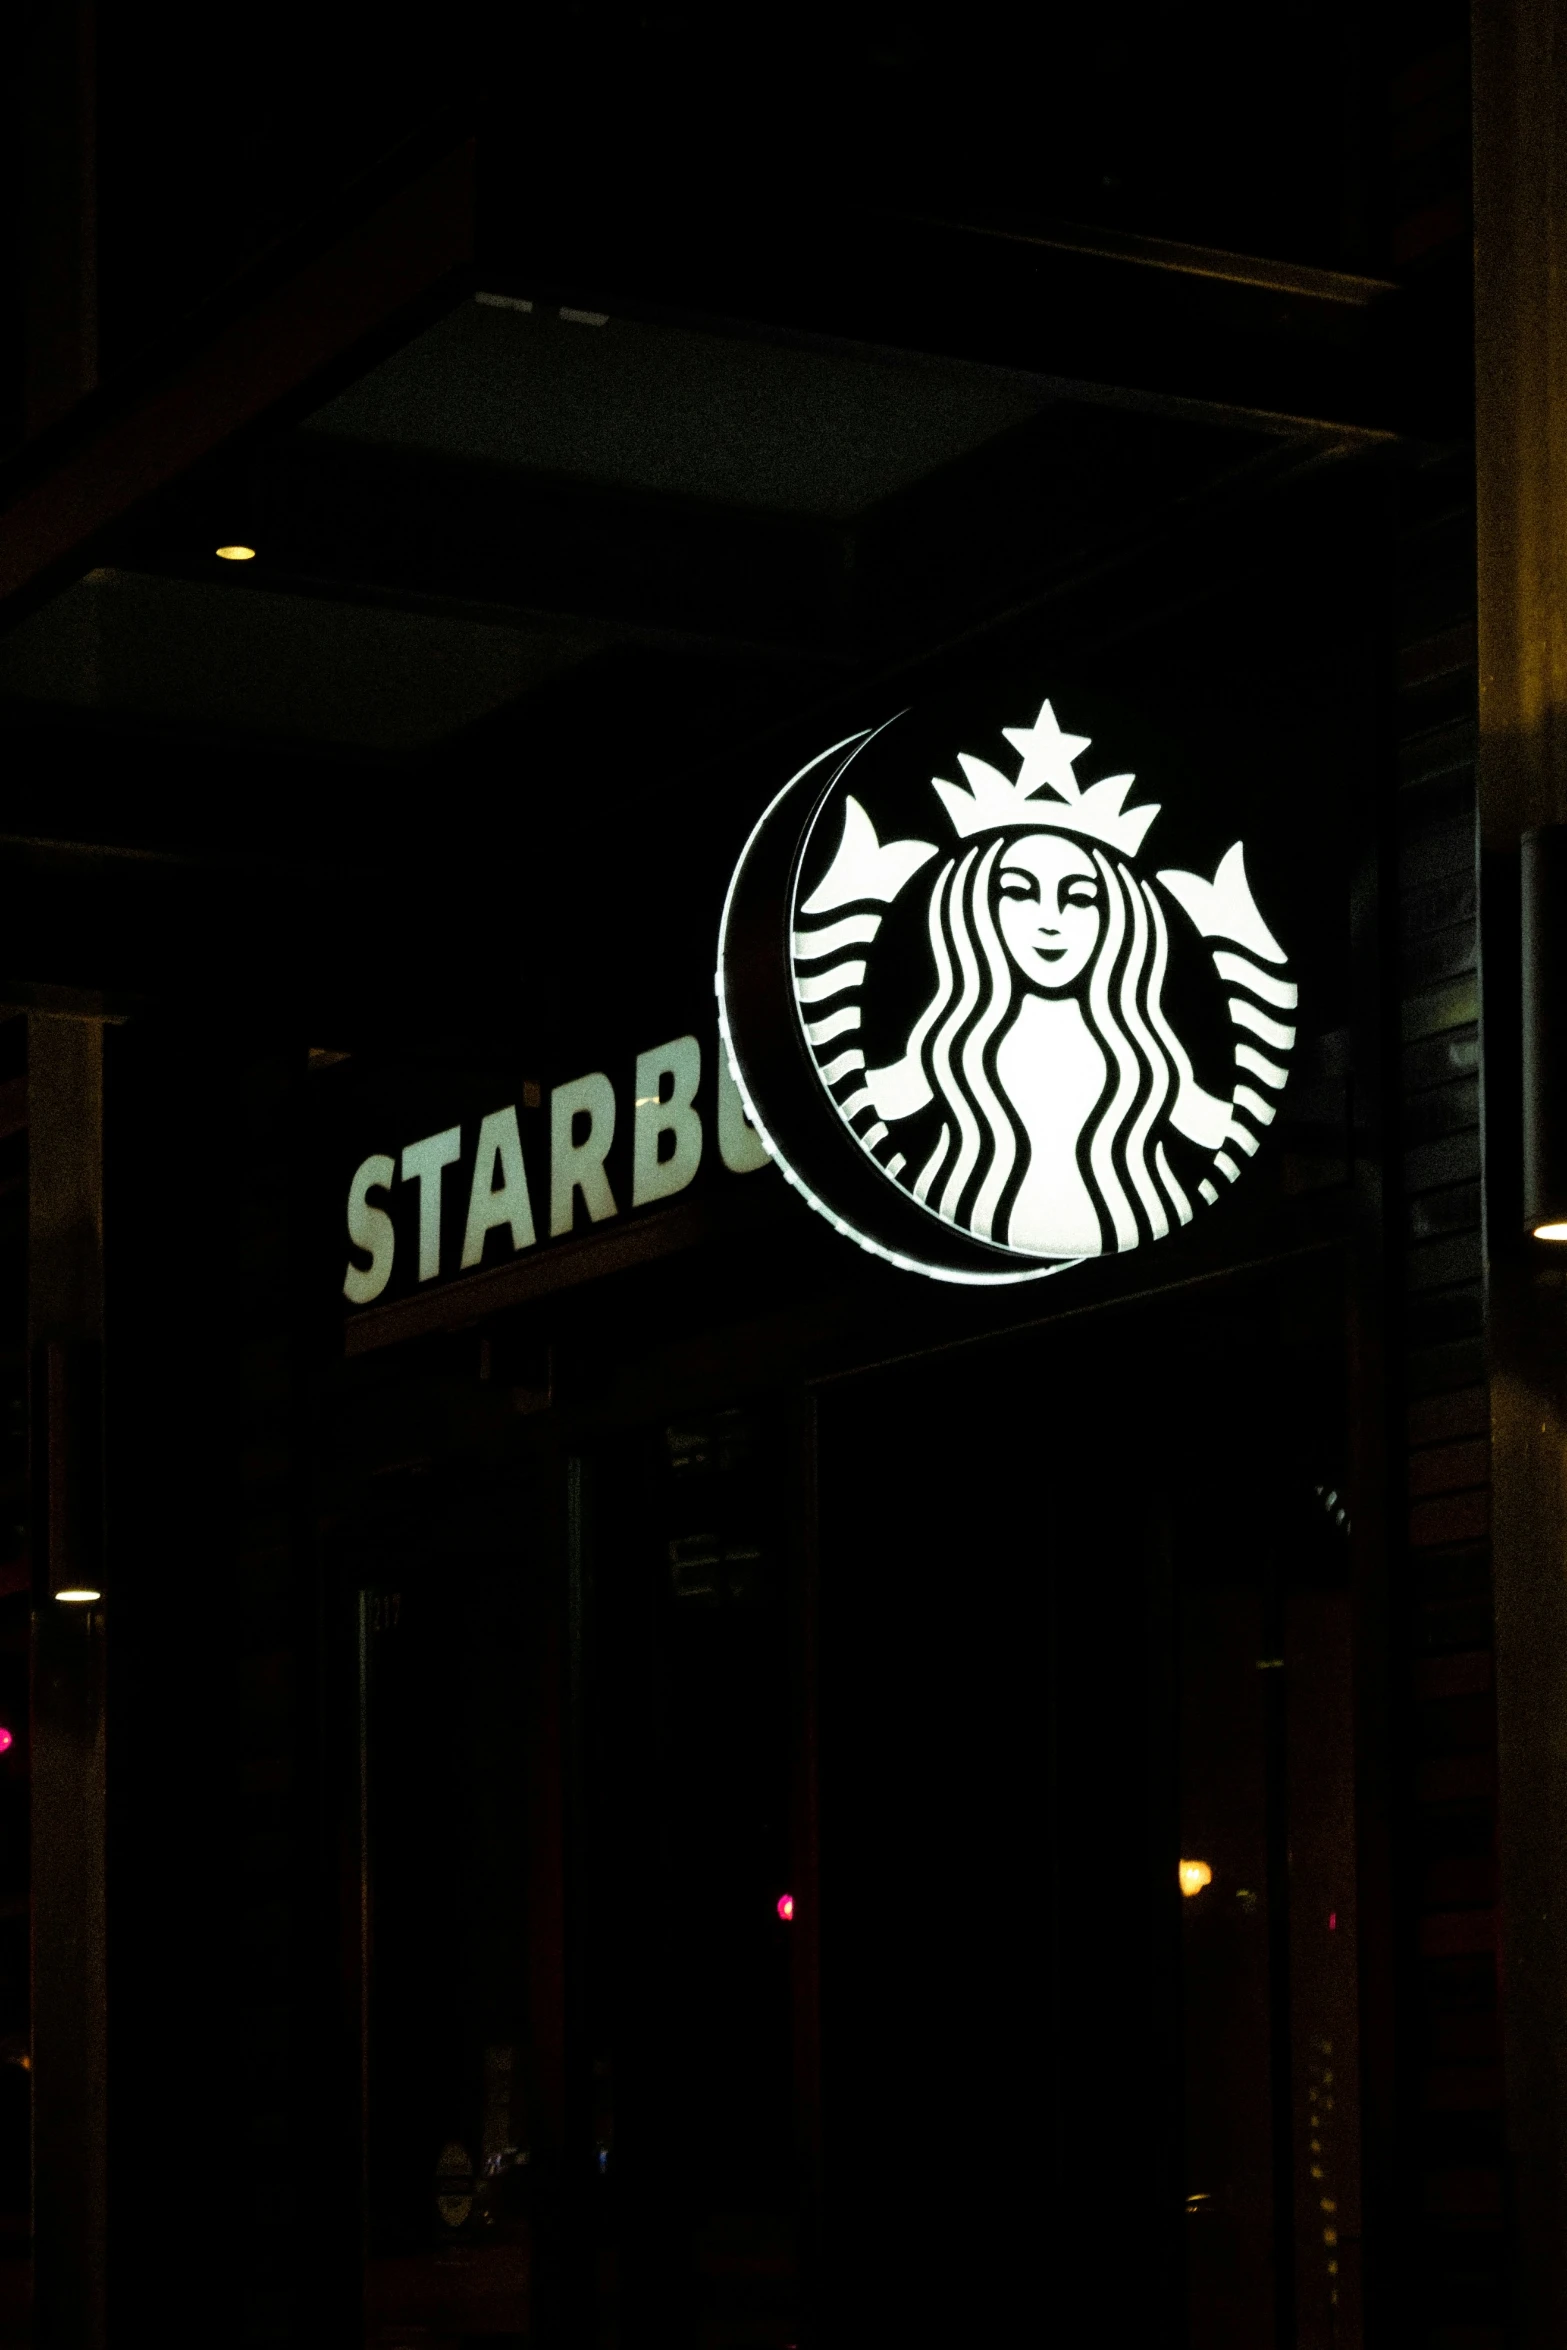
[
  {"x1": 0, "y1": 293, "x2": 1314, "y2": 767},
  {"x1": 302, "y1": 300, "x2": 1060, "y2": 516}
]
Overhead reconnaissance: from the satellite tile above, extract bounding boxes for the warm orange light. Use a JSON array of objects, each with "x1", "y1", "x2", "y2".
[
  {"x1": 1179, "y1": 1859, "x2": 1213, "y2": 1898},
  {"x1": 55, "y1": 1588, "x2": 101, "y2": 1605},
  {"x1": 215, "y1": 544, "x2": 256, "y2": 562},
  {"x1": 1535, "y1": 1221, "x2": 1567, "y2": 1241}
]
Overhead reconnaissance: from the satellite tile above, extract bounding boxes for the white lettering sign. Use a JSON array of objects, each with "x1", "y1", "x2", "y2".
[{"x1": 342, "y1": 1023, "x2": 768, "y2": 1306}]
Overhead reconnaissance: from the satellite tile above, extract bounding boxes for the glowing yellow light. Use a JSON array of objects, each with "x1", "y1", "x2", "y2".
[
  {"x1": 1535, "y1": 1221, "x2": 1567, "y2": 1240},
  {"x1": 1179, "y1": 1859, "x2": 1213, "y2": 1898},
  {"x1": 55, "y1": 1588, "x2": 101, "y2": 1604},
  {"x1": 215, "y1": 544, "x2": 256, "y2": 562}
]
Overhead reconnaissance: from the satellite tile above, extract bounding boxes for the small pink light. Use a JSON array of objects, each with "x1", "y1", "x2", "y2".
[
  {"x1": 776, "y1": 1894, "x2": 794, "y2": 1922},
  {"x1": 0, "y1": 1730, "x2": 15, "y2": 1756},
  {"x1": 1328, "y1": 1910, "x2": 1337, "y2": 1931}
]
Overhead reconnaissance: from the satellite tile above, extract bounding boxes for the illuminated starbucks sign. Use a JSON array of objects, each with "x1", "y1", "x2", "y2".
[
  {"x1": 337, "y1": 1025, "x2": 770, "y2": 1312},
  {"x1": 719, "y1": 694, "x2": 1296, "y2": 1285}
]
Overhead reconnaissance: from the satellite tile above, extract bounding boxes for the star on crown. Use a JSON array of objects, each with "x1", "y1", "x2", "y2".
[{"x1": 931, "y1": 698, "x2": 1161, "y2": 857}]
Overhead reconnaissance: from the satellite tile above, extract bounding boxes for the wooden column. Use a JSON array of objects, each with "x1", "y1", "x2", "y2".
[
  {"x1": 1474, "y1": 3, "x2": 1567, "y2": 2341},
  {"x1": 27, "y1": 1014, "x2": 106, "y2": 2350}
]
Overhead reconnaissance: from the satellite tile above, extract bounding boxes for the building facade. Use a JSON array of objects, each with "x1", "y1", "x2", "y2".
[{"x1": 4, "y1": 5, "x2": 1567, "y2": 2347}]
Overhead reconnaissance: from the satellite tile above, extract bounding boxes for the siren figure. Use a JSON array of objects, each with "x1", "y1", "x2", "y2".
[{"x1": 791, "y1": 699, "x2": 1288, "y2": 1262}]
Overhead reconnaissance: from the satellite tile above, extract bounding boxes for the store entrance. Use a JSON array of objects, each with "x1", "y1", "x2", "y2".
[
  {"x1": 816, "y1": 1262, "x2": 1360, "y2": 2349},
  {"x1": 347, "y1": 1252, "x2": 1359, "y2": 2349}
]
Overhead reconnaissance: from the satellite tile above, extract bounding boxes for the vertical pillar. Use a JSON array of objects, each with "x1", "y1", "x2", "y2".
[
  {"x1": 98, "y1": 1024, "x2": 345, "y2": 2349},
  {"x1": 27, "y1": 1015, "x2": 106, "y2": 2350},
  {"x1": 1474, "y1": 3, "x2": 1567, "y2": 2340}
]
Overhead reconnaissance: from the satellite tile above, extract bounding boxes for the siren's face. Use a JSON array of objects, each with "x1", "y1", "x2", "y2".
[{"x1": 997, "y1": 832, "x2": 1103, "y2": 991}]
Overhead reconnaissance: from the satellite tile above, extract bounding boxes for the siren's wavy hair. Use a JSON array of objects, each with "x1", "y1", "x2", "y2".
[{"x1": 906, "y1": 832, "x2": 1195, "y2": 1253}]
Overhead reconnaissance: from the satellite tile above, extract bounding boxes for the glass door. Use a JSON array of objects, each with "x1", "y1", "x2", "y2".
[
  {"x1": 575, "y1": 1402, "x2": 812, "y2": 2350},
  {"x1": 355, "y1": 1440, "x2": 561, "y2": 2350},
  {"x1": 815, "y1": 1263, "x2": 1361, "y2": 2348}
]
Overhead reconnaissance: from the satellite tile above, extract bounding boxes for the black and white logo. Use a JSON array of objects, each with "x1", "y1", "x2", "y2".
[{"x1": 719, "y1": 695, "x2": 1296, "y2": 1284}]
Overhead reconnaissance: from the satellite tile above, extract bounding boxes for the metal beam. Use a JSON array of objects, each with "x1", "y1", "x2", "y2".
[{"x1": 477, "y1": 173, "x2": 1425, "y2": 441}]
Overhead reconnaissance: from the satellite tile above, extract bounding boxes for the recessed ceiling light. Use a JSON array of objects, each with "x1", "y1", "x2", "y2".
[
  {"x1": 215, "y1": 544, "x2": 255, "y2": 562},
  {"x1": 55, "y1": 1588, "x2": 101, "y2": 1604}
]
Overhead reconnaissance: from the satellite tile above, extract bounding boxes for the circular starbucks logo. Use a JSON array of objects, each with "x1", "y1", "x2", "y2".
[{"x1": 719, "y1": 695, "x2": 1296, "y2": 1284}]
